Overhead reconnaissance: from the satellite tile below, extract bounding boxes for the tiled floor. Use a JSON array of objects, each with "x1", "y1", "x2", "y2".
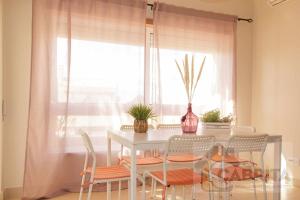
[
  {"x1": 7, "y1": 181, "x2": 300, "y2": 200},
  {"x1": 49, "y1": 180, "x2": 300, "y2": 200}
]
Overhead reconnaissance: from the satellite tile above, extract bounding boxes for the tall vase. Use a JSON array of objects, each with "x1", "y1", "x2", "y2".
[{"x1": 181, "y1": 103, "x2": 199, "y2": 134}]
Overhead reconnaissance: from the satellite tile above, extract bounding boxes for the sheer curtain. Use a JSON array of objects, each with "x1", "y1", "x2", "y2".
[
  {"x1": 23, "y1": 0, "x2": 146, "y2": 198},
  {"x1": 24, "y1": 0, "x2": 237, "y2": 198},
  {"x1": 151, "y1": 3, "x2": 237, "y2": 123}
]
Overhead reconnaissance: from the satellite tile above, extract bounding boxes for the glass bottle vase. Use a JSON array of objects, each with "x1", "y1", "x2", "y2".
[{"x1": 181, "y1": 103, "x2": 199, "y2": 134}]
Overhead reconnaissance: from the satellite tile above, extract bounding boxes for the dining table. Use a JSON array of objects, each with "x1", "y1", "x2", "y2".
[{"x1": 107, "y1": 129, "x2": 282, "y2": 200}]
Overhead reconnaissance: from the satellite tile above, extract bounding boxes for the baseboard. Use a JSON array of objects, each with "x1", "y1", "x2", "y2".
[{"x1": 3, "y1": 187, "x2": 22, "y2": 199}]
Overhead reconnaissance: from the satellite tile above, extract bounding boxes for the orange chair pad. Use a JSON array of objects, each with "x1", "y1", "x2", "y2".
[
  {"x1": 83, "y1": 165, "x2": 130, "y2": 180},
  {"x1": 212, "y1": 166, "x2": 263, "y2": 181},
  {"x1": 167, "y1": 154, "x2": 202, "y2": 162},
  {"x1": 123, "y1": 156, "x2": 163, "y2": 165},
  {"x1": 211, "y1": 154, "x2": 252, "y2": 164},
  {"x1": 151, "y1": 169, "x2": 204, "y2": 186}
]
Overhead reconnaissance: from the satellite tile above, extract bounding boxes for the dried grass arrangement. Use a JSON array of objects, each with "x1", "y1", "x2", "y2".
[{"x1": 175, "y1": 54, "x2": 206, "y2": 103}]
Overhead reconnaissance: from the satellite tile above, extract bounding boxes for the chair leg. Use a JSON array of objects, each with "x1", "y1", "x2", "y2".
[
  {"x1": 79, "y1": 174, "x2": 86, "y2": 200},
  {"x1": 218, "y1": 181, "x2": 222, "y2": 200},
  {"x1": 182, "y1": 186, "x2": 185, "y2": 199},
  {"x1": 171, "y1": 185, "x2": 176, "y2": 200},
  {"x1": 262, "y1": 178, "x2": 267, "y2": 200},
  {"x1": 225, "y1": 191, "x2": 231, "y2": 200},
  {"x1": 192, "y1": 184, "x2": 195, "y2": 199},
  {"x1": 87, "y1": 183, "x2": 93, "y2": 200},
  {"x1": 142, "y1": 176, "x2": 146, "y2": 200},
  {"x1": 153, "y1": 180, "x2": 157, "y2": 198},
  {"x1": 150, "y1": 178, "x2": 154, "y2": 197},
  {"x1": 107, "y1": 181, "x2": 112, "y2": 200},
  {"x1": 219, "y1": 181, "x2": 229, "y2": 200},
  {"x1": 225, "y1": 182, "x2": 231, "y2": 200},
  {"x1": 162, "y1": 186, "x2": 167, "y2": 200},
  {"x1": 118, "y1": 181, "x2": 122, "y2": 200},
  {"x1": 253, "y1": 179, "x2": 257, "y2": 200},
  {"x1": 128, "y1": 180, "x2": 131, "y2": 200},
  {"x1": 79, "y1": 186, "x2": 83, "y2": 200},
  {"x1": 208, "y1": 181, "x2": 213, "y2": 200}
]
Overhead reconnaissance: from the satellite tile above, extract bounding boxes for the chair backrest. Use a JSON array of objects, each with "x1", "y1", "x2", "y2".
[
  {"x1": 167, "y1": 135, "x2": 216, "y2": 156},
  {"x1": 79, "y1": 130, "x2": 97, "y2": 175},
  {"x1": 159, "y1": 135, "x2": 215, "y2": 185},
  {"x1": 120, "y1": 125, "x2": 134, "y2": 131},
  {"x1": 79, "y1": 130, "x2": 95, "y2": 154},
  {"x1": 231, "y1": 125, "x2": 256, "y2": 134},
  {"x1": 157, "y1": 124, "x2": 181, "y2": 130},
  {"x1": 226, "y1": 134, "x2": 268, "y2": 153},
  {"x1": 120, "y1": 124, "x2": 154, "y2": 131}
]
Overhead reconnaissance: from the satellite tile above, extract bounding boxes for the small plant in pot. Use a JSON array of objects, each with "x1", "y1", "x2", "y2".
[
  {"x1": 201, "y1": 109, "x2": 233, "y2": 128},
  {"x1": 128, "y1": 104, "x2": 156, "y2": 133}
]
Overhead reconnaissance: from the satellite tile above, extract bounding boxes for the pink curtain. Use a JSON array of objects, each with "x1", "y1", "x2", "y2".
[
  {"x1": 24, "y1": 0, "x2": 236, "y2": 198},
  {"x1": 151, "y1": 2, "x2": 237, "y2": 123},
  {"x1": 23, "y1": 0, "x2": 146, "y2": 198}
]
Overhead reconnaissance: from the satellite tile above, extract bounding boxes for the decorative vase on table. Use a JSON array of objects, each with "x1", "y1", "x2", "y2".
[
  {"x1": 181, "y1": 103, "x2": 198, "y2": 134},
  {"x1": 174, "y1": 54, "x2": 206, "y2": 134}
]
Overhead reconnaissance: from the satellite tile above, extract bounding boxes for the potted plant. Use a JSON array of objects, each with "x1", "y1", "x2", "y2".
[
  {"x1": 200, "y1": 109, "x2": 233, "y2": 131},
  {"x1": 128, "y1": 104, "x2": 156, "y2": 133}
]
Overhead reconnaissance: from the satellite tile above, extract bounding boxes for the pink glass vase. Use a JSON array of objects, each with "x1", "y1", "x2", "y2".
[{"x1": 181, "y1": 103, "x2": 199, "y2": 134}]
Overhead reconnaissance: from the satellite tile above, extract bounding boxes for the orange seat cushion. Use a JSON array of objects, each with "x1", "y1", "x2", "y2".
[
  {"x1": 151, "y1": 169, "x2": 204, "y2": 186},
  {"x1": 167, "y1": 154, "x2": 202, "y2": 162},
  {"x1": 82, "y1": 165, "x2": 130, "y2": 180},
  {"x1": 123, "y1": 156, "x2": 163, "y2": 165},
  {"x1": 211, "y1": 166, "x2": 263, "y2": 181},
  {"x1": 211, "y1": 154, "x2": 252, "y2": 164}
]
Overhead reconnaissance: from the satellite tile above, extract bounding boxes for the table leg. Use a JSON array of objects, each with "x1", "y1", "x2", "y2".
[
  {"x1": 273, "y1": 139, "x2": 282, "y2": 200},
  {"x1": 130, "y1": 146, "x2": 137, "y2": 200},
  {"x1": 107, "y1": 134, "x2": 112, "y2": 200}
]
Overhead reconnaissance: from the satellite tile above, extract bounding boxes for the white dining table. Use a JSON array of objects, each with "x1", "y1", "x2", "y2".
[{"x1": 107, "y1": 129, "x2": 282, "y2": 200}]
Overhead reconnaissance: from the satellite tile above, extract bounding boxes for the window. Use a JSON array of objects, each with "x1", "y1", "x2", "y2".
[
  {"x1": 56, "y1": 38, "x2": 145, "y2": 151},
  {"x1": 53, "y1": 3, "x2": 236, "y2": 152}
]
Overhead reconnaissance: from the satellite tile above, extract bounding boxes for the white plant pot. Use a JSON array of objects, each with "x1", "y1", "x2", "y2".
[{"x1": 200, "y1": 122, "x2": 232, "y2": 135}]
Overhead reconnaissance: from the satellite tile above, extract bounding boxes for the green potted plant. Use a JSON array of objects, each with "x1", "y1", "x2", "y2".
[
  {"x1": 128, "y1": 104, "x2": 156, "y2": 133},
  {"x1": 201, "y1": 109, "x2": 233, "y2": 129}
]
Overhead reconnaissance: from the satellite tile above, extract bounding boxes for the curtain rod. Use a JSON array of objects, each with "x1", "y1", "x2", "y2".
[
  {"x1": 237, "y1": 18, "x2": 253, "y2": 23},
  {"x1": 147, "y1": 3, "x2": 253, "y2": 23}
]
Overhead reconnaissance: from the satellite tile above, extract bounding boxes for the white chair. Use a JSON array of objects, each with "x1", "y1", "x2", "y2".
[
  {"x1": 119, "y1": 124, "x2": 155, "y2": 159},
  {"x1": 156, "y1": 123, "x2": 181, "y2": 130},
  {"x1": 156, "y1": 124, "x2": 206, "y2": 163},
  {"x1": 212, "y1": 126, "x2": 256, "y2": 163},
  {"x1": 143, "y1": 135, "x2": 216, "y2": 200},
  {"x1": 79, "y1": 130, "x2": 131, "y2": 200},
  {"x1": 119, "y1": 124, "x2": 162, "y2": 199},
  {"x1": 119, "y1": 124, "x2": 161, "y2": 165},
  {"x1": 154, "y1": 124, "x2": 181, "y2": 157},
  {"x1": 153, "y1": 123, "x2": 197, "y2": 198},
  {"x1": 120, "y1": 124, "x2": 155, "y2": 130},
  {"x1": 211, "y1": 134, "x2": 268, "y2": 200},
  {"x1": 120, "y1": 124, "x2": 154, "y2": 157}
]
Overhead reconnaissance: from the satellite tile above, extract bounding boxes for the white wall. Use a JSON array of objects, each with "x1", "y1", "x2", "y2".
[
  {"x1": 0, "y1": 0, "x2": 3, "y2": 195},
  {"x1": 2, "y1": 0, "x2": 253, "y2": 189},
  {"x1": 252, "y1": 0, "x2": 300, "y2": 182},
  {"x1": 3, "y1": 0, "x2": 31, "y2": 189}
]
